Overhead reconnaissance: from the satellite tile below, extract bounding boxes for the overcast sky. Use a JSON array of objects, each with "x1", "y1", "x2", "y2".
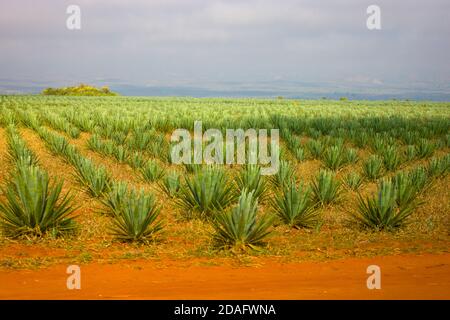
[{"x1": 1, "y1": 0, "x2": 449, "y2": 91}]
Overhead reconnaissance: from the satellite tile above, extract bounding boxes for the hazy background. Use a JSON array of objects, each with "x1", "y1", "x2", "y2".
[{"x1": 1, "y1": 0, "x2": 449, "y2": 100}]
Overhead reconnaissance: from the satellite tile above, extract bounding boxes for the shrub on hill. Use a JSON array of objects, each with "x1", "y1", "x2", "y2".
[{"x1": 42, "y1": 84, "x2": 118, "y2": 96}]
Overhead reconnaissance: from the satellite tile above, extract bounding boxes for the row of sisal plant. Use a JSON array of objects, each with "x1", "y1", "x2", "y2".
[
  {"x1": 33, "y1": 125, "x2": 165, "y2": 242},
  {"x1": 33, "y1": 101, "x2": 449, "y2": 173},
  {"x1": 272, "y1": 112, "x2": 449, "y2": 143},
  {"x1": 2, "y1": 95, "x2": 449, "y2": 136},
  {"x1": 282, "y1": 127, "x2": 445, "y2": 182},
  {"x1": 86, "y1": 133, "x2": 172, "y2": 184},
  {"x1": 0, "y1": 109, "x2": 164, "y2": 243},
  {"x1": 2, "y1": 116, "x2": 446, "y2": 247},
  {"x1": 0, "y1": 125, "x2": 77, "y2": 238},
  {"x1": 177, "y1": 156, "x2": 449, "y2": 249},
  {"x1": 25, "y1": 120, "x2": 271, "y2": 248}
]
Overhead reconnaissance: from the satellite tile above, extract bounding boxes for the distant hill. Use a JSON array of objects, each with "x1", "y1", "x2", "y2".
[{"x1": 42, "y1": 84, "x2": 118, "y2": 96}]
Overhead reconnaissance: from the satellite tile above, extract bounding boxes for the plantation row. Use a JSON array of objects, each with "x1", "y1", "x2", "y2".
[
  {"x1": 1, "y1": 126, "x2": 76, "y2": 238},
  {"x1": 1, "y1": 97, "x2": 449, "y2": 172},
  {"x1": 2, "y1": 117, "x2": 448, "y2": 186},
  {"x1": 0, "y1": 96, "x2": 449, "y2": 251}
]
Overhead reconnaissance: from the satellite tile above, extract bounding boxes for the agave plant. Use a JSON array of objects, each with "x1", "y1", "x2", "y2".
[
  {"x1": 343, "y1": 171, "x2": 364, "y2": 191},
  {"x1": 345, "y1": 148, "x2": 359, "y2": 164},
  {"x1": 72, "y1": 157, "x2": 111, "y2": 197},
  {"x1": 311, "y1": 169, "x2": 342, "y2": 205},
  {"x1": 158, "y1": 170, "x2": 181, "y2": 198},
  {"x1": 271, "y1": 179, "x2": 318, "y2": 228},
  {"x1": 401, "y1": 131, "x2": 420, "y2": 145},
  {"x1": 427, "y1": 155, "x2": 450, "y2": 177},
  {"x1": 353, "y1": 179, "x2": 420, "y2": 230},
  {"x1": 111, "y1": 132, "x2": 127, "y2": 145},
  {"x1": 415, "y1": 139, "x2": 435, "y2": 159},
  {"x1": 148, "y1": 135, "x2": 170, "y2": 161},
  {"x1": 405, "y1": 145, "x2": 416, "y2": 161},
  {"x1": 354, "y1": 132, "x2": 369, "y2": 148},
  {"x1": 68, "y1": 127, "x2": 80, "y2": 139},
  {"x1": 363, "y1": 155, "x2": 384, "y2": 181},
  {"x1": 183, "y1": 162, "x2": 203, "y2": 173},
  {"x1": 68, "y1": 114, "x2": 94, "y2": 132},
  {"x1": 126, "y1": 131, "x2": 151, "y2": 151},
  {"x1": 175, "y1": 166, "x2": 236, "y2": 218},
  {"x1": 39, "y1": 128, "x2": 70, "y2": 155},
  {"x1": 127, "y1": 151, "x2": 146, "y2": 169},
  {"x1": 64, "y1": 145, "x2": 82, "y2": 166},
  {"x1": 87, "y1": 134, "x2": 103, "y2": 152},
  {"x1": 109, "y1": 189, "x2": 163, "y2": 243},
  {"x1": 6, "y1": 126, "x2": 39, "y2": 166},
  {"x1": 284, "y1": 130, "x2": 300, "y2": 151},
  {"x1": 101, "y1": 140, "x2": 115, "y2": 156},
  {"x1": 20, "y1": 113, "x2": 41, "y2": 130},
  {"x1": 236, "y1": 165, "x2": 268, "y2": 201},
  {"x1": 382, "y1": 145, "x2": 402, "y2": 171},
  {"x1": 294, "y1": 147, "x2": 305, "y2": 161},
  {"x1": 0, "y1": 110, "x2": 17, "y2": 127},
  {"x1": 409, "y1": 165, "x2": 431, "y2": 193},
  {"x1": 270, "y1": 160, "x2": 295, "y2": 188},
  {"x1": 391, "y1": 172, "x2": 425, "y2": 208},
  {"x1": 112, "y1": 145, "x2": 128, "y2": 163},
  {"x1": 308, "y1": 128, "x2": 322, "y2": 139},
  {"x1": 306, "y1": 139, "x2": 324, "y2": 159},
  {"x1": 0, "y1": 164, "x2": 77, "y2": 238},
  {"x1": 140, "y1": 160, "x2": 165, "y2": 182},
  {"x1": 100, "y1": 181, "x2": 129, "y2": 216},
  {"x1": 322, "y1": 145, "x2": 346, "y2": 171},
  {"x1": 212, "y1": 190, "x2": 273, "y2": 251},
  {"x1": 45, "y1": 112, "x2": 81, "y2": 139},
  {"x1": 371, "y1": 137, "x2": 388, "y2": 155}
]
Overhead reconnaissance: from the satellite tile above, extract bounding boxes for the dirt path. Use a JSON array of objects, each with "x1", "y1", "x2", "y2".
[{"x1": 1, "y1": 253, "x2": 449, "y2": 300}]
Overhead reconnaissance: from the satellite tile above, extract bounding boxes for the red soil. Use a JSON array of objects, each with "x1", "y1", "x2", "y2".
[{"x1": 1, "y1": 253, "x2": 449, "y2": 300}]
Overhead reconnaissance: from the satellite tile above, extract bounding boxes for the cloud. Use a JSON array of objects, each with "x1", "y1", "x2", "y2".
[{"x1": 0, "y1": 0, "x2": 449, "y2": 90}]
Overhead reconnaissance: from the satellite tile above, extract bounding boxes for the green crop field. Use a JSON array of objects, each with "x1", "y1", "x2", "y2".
[{"x1": 0, "y1": 95, "x2": 449, "y2": 268}]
